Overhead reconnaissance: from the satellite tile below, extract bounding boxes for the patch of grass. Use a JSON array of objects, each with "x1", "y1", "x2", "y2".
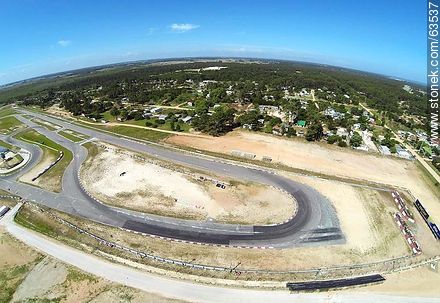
[
  {"x1": 24, "y1": 298, "x2": 62, "y2": 303},
  {"x1": 31, "y1": 118, "x2": 60, "y2": 131},
  {"x1": 14, "y1": 129, "x2": 73, "y2": 192},
  {"x1": 58, "y1": 130, "x2": 84, "y2": 142},
  {"x1": 0, "y1": 140, "x2": 14, "y2": 150},
  {"x1": 66, "y1": 268, "x2": 98, "y2": 283},
  {"x1": 15, "y1": 207, "x2": 59, "y2": 237},
  {"x1": 0, "y1": 116, "x2": 23, "y2": 134},
  {"x1": 0, "y1": 264, "x2": 32, "y2": 303},
  {"x1": 79, "y1": 122, "x2": 170, "y2": 142},
  {"x1": 0, "y1": 106, "x2": 17, "y2": 118},
  {"x1": 82, "y1": 142, "x2": 99, "y2": 158}
]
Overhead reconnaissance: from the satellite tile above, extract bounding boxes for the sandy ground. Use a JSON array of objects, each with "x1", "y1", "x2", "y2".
[
  {"x1": 81, "y1": 142, "x2": 295, "y2": 224},
  {"x1": 285, "y1": 174, "x2": 385, "y2": 252},
  {"x1": 353, "y1": 266, "x2": 440, "y2": 297},
  {"x1": 0, "y1": 226, "x2": 40, "y2": 268},
  {"x1": 12, "y1": 256, "x2": 68, "y2": 302},
  {"x1": 19, "y1": 151, "x2": 56, "y2": 189},
  {"x1": 166, "y1": 130, "x2": 440, "y2": 221}
]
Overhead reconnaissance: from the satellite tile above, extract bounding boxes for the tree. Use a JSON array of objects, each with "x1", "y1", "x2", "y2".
[
  {"x1": 110, "y1": 107, "x2": 120, "y2": 117},
  {"x1": 338, "y1": 139, "x2": 348, "y2": 147},
  {"x1": 285, "y1": 127, "x2": 296, "y2": 137},
  {"x1": 238, "y1": 110, "x2": 262, "y2": 130},
  {"x1": 133, "y1": 111, "x2": 143, "y2": 121},
  {"x1": 327, "y1": 134, "x2": 340, "y2": 144},
  {"x1": 350, "y1": 132, "x2": 362, "y2": 147},
  {"x1": 193, "y1": 105, "x2": 236, "y2": 136},
  {"x1": 305, "y1": 122, "x2": 323, "y2": 141}
]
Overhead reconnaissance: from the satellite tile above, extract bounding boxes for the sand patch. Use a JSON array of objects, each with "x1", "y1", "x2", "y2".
[
  {"x1": 12, "y1": 257, "x2": 68, "y2": 302},
  {"x1": 0, "y1": 228, "x2": 40, "y2": 268},
  {"x1": 19, "y1": 151, "x2": 56, "y2": 188},
  {"x1": 166, "y1": 130, "x2": 440, "y2": 221},
  {"x1": 81, "y1": 142, "x2": 295, "y2": 224}
]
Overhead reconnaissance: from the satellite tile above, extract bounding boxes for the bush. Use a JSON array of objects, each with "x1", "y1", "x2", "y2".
[
  {"x1": 338, "y1": 140, "x2": 348, "y2": 147},
  {"x1": 327, "y1": 135, "x2": 340, "y2": 144}
]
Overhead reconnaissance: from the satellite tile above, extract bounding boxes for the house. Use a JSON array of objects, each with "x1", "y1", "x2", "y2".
[
  {"x1": 300, "y1": 100, "x2": 308, "y2": 109},
  {"x1": 379, "y1": 145, "x2": 391, "y2": 155},
  {"x1": 0, "y1": 147, "x2": 9, "y2": 158},
  {"x1": 296, "y1": 120, "x2": 306, "y2": 127},
  {"x1": 258, "y1": 105, "x2": 288, "y2": 122},
  {"x1": 242, "y1": 123, "x2": 252, "y2": 130},
  {"x1": 396, "y1": 145, "x2": 413, "y2": 159},
  {"x1": 181, "y1": 116, "x2": 192, "y2": 123},
  {"x1": 142, "y1": 112, "x2": 152, "y2": 119},
  {"x1": 336, "y1": 127, "x2": 349, "y2": 138},
  {"x1": 3, "y1": 151, "x2": 15, "y2": 161},
  {"x1": 324, "y1": 107, "x2": 345, "y2": 120},
  {"x1": 151, "y1": 107, "x2": 162, "y2": 114},
  {"x1": 272, "y1": 125, "x2": 283, "y2": 136}
]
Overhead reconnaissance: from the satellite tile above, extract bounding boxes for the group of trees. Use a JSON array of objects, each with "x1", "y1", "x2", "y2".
[
  {"x1": 192, "y1": 104, "x2": 236, "y2": 136},
  {"x1": 5, "y1": 60, "x2": 428, "y2": 141}
]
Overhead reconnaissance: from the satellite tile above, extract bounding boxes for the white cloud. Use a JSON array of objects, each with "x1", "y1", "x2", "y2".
[
  {"x1": 169, "y1": 23, "x2": 199, "y2": 33},
  {"x1": 57, "y1": 40, "x2": 72, "y2": 47}
]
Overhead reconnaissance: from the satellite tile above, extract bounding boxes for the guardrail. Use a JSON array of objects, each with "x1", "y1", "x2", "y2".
[{"x1": 20, "y1": 201, "x2": 440, "y2": 279}]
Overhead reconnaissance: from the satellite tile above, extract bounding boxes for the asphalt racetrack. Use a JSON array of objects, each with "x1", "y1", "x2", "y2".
[{"x1": 0, "y1": 110, "x2": 343, "y2": 248}]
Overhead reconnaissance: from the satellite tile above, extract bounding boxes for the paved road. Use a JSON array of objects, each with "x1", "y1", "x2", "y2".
[
  {"x1": 0, "y1": 204, "x2": 436, "y2": 303},
  {"x1": 0, "y1": 109, "x2": 343, "y2": 248}
]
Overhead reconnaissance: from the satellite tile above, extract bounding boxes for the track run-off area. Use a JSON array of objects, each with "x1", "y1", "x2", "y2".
[{"x1": 0, "y1": 109, "x2": 343, "y2": 248}]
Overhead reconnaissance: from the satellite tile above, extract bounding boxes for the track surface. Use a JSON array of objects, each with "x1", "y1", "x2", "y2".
[{"x1": 0, "y1": 110, "x2": 343, "y2": 248}]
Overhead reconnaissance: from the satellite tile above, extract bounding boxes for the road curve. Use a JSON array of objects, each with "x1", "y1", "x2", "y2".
[{"x1": 0, "y1": 109, "x2": 343, "y2": 248}]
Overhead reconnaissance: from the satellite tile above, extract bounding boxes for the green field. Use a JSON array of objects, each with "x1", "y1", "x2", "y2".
[
  {"x1": 0, "y1": 106, "x2": 17, "y2": 118},
  {"x1": 14, "y1": 129, "x2": 73, "y2": 192},
  {"x1": 0, "y1": 116, "x2": 23, "y2": 134},
  {"x1": 30, "y1": 118, "x2": 60, "y2": 131},
  {"x1": 77, "y1": 122, "x2": 170, "y2": 142},
  {"x1": 0, "y1": 140, "x2": 14, "y2": 150}
]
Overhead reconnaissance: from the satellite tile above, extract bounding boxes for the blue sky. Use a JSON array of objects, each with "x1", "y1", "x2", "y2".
[{"x1": 0, "y1": 0, "x2": 426, "y2": 85}]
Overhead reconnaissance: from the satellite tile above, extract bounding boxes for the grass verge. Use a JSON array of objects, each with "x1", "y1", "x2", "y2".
[
  {"x1": 76, "y1": 121, "x2": 170, "y2": 142},
  {"x1": 58, "y1": 130, "x2": 86, "y2": 142},
  {"x1": 14, "y1": 129, "x2": 73, "y2": 192},
  {"x1": 0, "y1": 116, "x2": 23, "y2": 134}
]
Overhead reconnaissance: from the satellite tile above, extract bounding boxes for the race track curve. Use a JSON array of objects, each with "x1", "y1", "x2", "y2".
[{"x1": 0, "y1": 109, "x2": 343, "y2": 248}]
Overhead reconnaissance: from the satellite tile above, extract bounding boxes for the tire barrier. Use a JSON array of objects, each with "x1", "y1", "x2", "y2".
[
  {"x1": 391, "y1": 191, "x2": 414, "y2": 223},
  {"x1": 31, "y1": 151, "x2": 64, "y2": 181},
  {"x1": 394, "y1": 213, "x2": 422, "y2": 255},
  {"x1": 0, "y1": 205, "x2": 10, "y2": 217},
  {"x1": 414, "y1": 199, "x2": 440, "y2": 240},
  {"x1": 286, "y1": 274, "x2": 385, "y2": 291}
]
